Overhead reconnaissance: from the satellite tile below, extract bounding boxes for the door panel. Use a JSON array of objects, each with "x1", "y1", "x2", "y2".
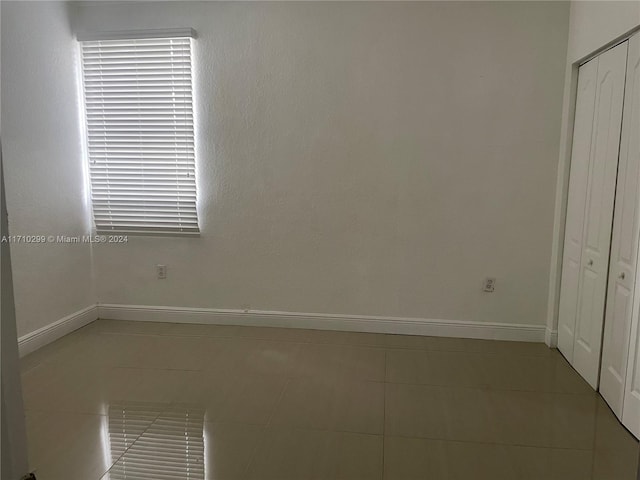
[
  {"x1": 620, "y1": 33, "x2": 640, "y2": 440},
  {"x1": 601, "y1": 282, "x2": 633, "y2": 415},
  {"x1": 558, "y1": 59, "x2": 598, "y2": 360},
  {"x1": 602, "y1": 36, "x2": 640, "y2": 420},
  {"x1": 576, "y1": 268, "x2": 599, "y2": 352},
  {"x1": 572, "y1": 41, "x2": 628, "y2": 389}
]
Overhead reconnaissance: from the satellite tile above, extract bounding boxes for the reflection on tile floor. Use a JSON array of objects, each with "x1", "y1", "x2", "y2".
[{"x1": 21, "y1": 320, "x2": 639, "y2": 479}]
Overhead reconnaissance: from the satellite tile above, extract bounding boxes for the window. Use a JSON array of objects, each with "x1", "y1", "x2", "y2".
[{"x1": 79, "y1": 30, "x2": 199, "y2": 235}]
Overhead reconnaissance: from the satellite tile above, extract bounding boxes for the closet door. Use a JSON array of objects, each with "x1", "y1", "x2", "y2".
[
  {"x1": 620, "y1": 33, "x2": 640, "y2": 440},
  {"x1": 558, "y1": 59, "x2": 598, "y2": 361},
  {"x1": 601, "y1": 35, "x2": 640, "y2": 419},
  {"x1": 572, "y1": 41, "x2": 628, "y2": 388}
]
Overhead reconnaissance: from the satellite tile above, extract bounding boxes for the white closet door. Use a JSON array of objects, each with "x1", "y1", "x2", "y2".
[
  {"x1": 572, "y1": 41, "x2": 628, "y2": 388},
  {"x1": 621, "y1": 33, "x2": 640, "y2": 440},
  {"x1": 558, "y1": 58, "x2": 598, "y2": 360},
  {"x1": 601, "y1": 35, "x2": 640, "y2": 419}
]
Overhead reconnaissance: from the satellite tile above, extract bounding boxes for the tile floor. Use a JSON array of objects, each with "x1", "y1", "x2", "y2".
[{"x1": 20, "y1": 319, "x2": 639, "y2": 479}]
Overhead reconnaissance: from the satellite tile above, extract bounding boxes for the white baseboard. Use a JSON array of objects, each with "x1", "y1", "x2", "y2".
[
  {"x1": 545, "y1": 328, "x2": 558, "y2": 348},
  {"x1": 18, "y1": 304, "x2": 99, "y2": 357},
  {"x1": 97, "y1": 304, "x2": 547, "y2": 343}
]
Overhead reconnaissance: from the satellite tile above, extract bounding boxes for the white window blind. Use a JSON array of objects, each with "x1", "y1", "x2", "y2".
[
  {"x1": 107, "y1": 403, "x2": 205, "y2": 480},
  {"x1": 80, "y1": 34, "x2": 199, "y2": 235}
]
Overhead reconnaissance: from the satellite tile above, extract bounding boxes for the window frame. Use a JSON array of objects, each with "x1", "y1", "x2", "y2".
[{"x1": 78, "y1": 29, "x2": 200, "y2": 237}]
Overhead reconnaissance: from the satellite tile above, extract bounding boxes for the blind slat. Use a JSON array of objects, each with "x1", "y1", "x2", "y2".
[{"x1": 81, "y1": 34, "x2": 198, "y2": 236}]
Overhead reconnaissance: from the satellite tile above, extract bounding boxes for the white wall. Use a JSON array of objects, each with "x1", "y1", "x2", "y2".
[
  {"x1": 1, "y1": 1, "x2": 96, "y2": 338},
  {"x1": 547, "y1": 1, "x2": 640, "y2": 344},
  {"x1": 568, "y1": 0, "x2": 640, "y2": 62},
  {"x1": 74, "y1": 1, "x2": 569, "y2": 327}
]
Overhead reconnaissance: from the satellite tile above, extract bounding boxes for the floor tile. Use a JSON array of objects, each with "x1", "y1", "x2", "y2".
[
  {"x1": 384, "y1": 436, "x2": 518, "y2": 480},
  {"x1": 43, "y1": 332, "x2": 152, "y2": 369},
  {"x1": 385, "y1": 383, "x2": 499, "y2": 443},
  {"x1": 26, "y1": 411, "x2": 112, "y2": 480},
  {"x1": 107, "y1": 334, "x2": 210, "y2": 370},
  {"x1": 102, "y1": 404, "x2": 207, "y2": 480},
  {"x1": 307, "y1": 330, "x2": 428, "y2": 349},
  {"x1": 386, "y1": 348, "x2": 593, "y2": 394},
  {"x1": 489, "y1": 389, "x2": 599, "y2": 449},
  {"x1": 476, "y1": 352, "x2": 593, "y2": 394},
  {"x1": 509, "y1": 445, "x2": 596, "y2": 480},
  {"x1": 382, "y1": 333, "x2": 429, "y2": 349},
  {"x1": 20, "y1": 327, "x2": 98, "y2": 374},
  {"x1": 103, "y1": 416, "x2": 264, "y2": 480},
  {"x1": 48, "y1": 332, "x2": 216, "y2": 371},
  {"x1": 270, "y1": 377, "x2": 384, "y2": 434},
  {"x1": 592, "y1": 397, "x2": 640, "y2": 479},
  {"x1": 235, "y1": 325, "x2": 312, "y2": 342},
  {"x1": 475, "y1": 339, "x2": 555, "y2": 357},
  {"x1": 176, "y1": 370, "x2": 288, "y2": 425},
  {"x1": 19, "y1": 320, "x2": 640, "y2": 480},
  {"x1": 165, "y1": 322, "x2": 241, "y2": 338},
  {"x1": 104, "y1": 401, "x2": 170, "y2": 474},
  {"x1": 427, "y1": 336, "x2": 554, "y2": 356},
  {"x1": 23, "y1": 363, "x2": 196, "y2": 415},
  {"x1": 247, "y1": 427, "x2": 383, "y2": 480},
  {"x1": 441, "y1": 440, "x2": 517, "y2": 480},
  {"x1": 294, "y1": 343, "x2": 386, "y2": 381},
  {"x1": 85, "y1": 319, "x2": 173, "y2": 336},
  {"x1": 385, "y1": 349, "x2": 485, "y2": 387},
  {"x1": 201, "y1": 422, "x2": 265, "y2": 480},
  {"x1": 304, "y1": 330, "x2": 385, "y2": 347},
  {"x1": 202, "y1": 337, "x2": 305, "y2": 377},
  {"x1": 383, "y1": 436, "x2": 447, "y2": 479},
  {"x1": 384, "y1": 437, "x2": 597, "y2": 480},
  {"x1": 305, "y1": 329, "x2": 375, "y2": 345}
]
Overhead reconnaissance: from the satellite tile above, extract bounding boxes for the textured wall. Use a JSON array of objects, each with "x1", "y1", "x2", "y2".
[
  {"x1": 1, "y1": 1, "x2": 96, "y2": 337},
  {"x1": 568, "y1": 0, "x2": 640, "y2": 62},
  {"x1": 74, "y1": 1, "x2": 570, "y2": 327}
]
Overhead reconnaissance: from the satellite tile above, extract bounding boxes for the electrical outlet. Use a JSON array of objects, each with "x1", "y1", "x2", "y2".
[
  {"x1": 483, "y1": 277, "x2": 496, "y2": 293},
  {"x1": 156, "y1": 264, "x2": 167, "y2": 279}
]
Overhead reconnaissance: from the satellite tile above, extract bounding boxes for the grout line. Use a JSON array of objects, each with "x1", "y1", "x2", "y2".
[
  {"x1": 90, "y1": 328, "x2": 556, "y2": 356},
  {"x1": 25, "y1": 360, "x2": 595, "y2": 398},
  {"x1": 248, "y1": 423, "x2": 383, "y2": 438},
  {"x1": 72, "y1": 364, "x2": 597, "y2": 397},
  {"x1": 381, "y1": 432, "x2": 599, "y2": 451},
  {"x1": 379, "y1": 380, "x2": 596, "y2": 396},
  {"x1": 242, "y1": 378, "x2": 291, "y2": 478},
  {"x1": 164, "y1": 417, "x2": 598, "y2": 454},
  {"x1": 382, "y1": 349, "x2": 387, "y2": 477},
  {"x1": 111, "y1": 365, "x2": 203, "y2": 373},
  {"x1": 236, "y1": 421, "x2": 596, "y2": 452},
  {"x1": 265, "y1": 377, "x2": 291, "y2": 428},
  {"x1": 241, "y1": 423, "x2": 268, "y2": 479}
]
